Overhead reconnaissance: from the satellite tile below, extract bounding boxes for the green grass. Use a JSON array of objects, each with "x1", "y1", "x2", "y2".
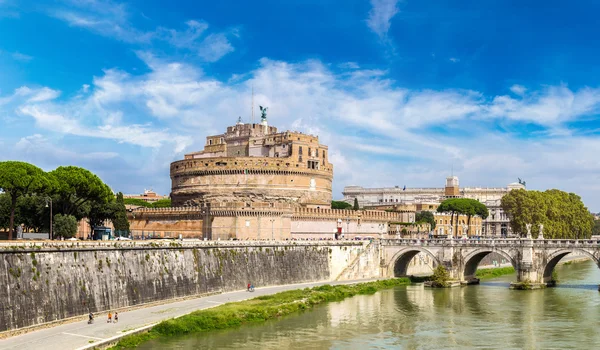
[
  {"x1": 475, "y1": 267, "x2": 515, "y2": 279},
  {"x1": 110, "y1": 278, "x2": 411, "y2": 349}
]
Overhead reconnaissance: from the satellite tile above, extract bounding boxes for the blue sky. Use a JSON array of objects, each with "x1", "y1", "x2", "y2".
[{"x1": 2, "y1": 0, "x2": 600, "y2": 211}]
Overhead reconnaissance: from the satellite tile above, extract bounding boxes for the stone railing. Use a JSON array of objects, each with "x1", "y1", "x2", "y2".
[
  {"x1": 380, "y1": 238, "x2": 600, "y2": 248},
  {"x1": 0, "y1": 239, "x2": 364, "y2": 252},
  {"x1": 292, "y1": 208, "x2": 408, "y2": 222}
]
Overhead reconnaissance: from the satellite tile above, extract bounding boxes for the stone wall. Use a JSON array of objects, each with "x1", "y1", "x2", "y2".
[{"x1": 0, "y1": 240, "x2": 370, "y2": 332}]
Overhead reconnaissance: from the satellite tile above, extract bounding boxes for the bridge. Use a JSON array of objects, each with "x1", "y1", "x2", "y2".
[{"x1": 379, "y1": 236, "x2": 600, "y2": 288}]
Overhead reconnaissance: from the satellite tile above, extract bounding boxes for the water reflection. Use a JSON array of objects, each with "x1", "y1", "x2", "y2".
[{"x1": 142, "y1": 260, "x2": 600, "y2": 349}]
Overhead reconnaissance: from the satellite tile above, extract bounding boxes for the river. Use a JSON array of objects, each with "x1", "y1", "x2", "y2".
[{"x1": 141, "y1": 260, "x2": 600, "y2": 349}]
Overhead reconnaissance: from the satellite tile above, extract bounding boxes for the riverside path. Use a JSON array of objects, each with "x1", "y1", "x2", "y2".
[{"x1": 0, "y1": 278, "x2": 380, "y2": 350}]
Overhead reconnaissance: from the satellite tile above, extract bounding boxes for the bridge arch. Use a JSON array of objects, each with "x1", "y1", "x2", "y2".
[
  {"x1": 542, "y1": 249, "x2": 600, "y2": 283},
  {"x1": 462, "y1": 248, "x2": 518, "y2": 281},
  {"x1": 388, "y1": 247, "x2": 441, "y2": 277}
]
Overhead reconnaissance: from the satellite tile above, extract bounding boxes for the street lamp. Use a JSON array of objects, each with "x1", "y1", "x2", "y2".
[
  {"x1": 45, "y1": 197, "x2": 53, "y2": 240},
  {"x1": 269, "y1": 218, "x2": 275, "y2": 240}
]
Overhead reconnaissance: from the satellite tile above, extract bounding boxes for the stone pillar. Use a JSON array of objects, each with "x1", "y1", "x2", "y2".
[
  {"x1": 510, "y1": 236, "x2": 544, "y2": 289},
  {"x1": 442, "y1": 239, "x2": 459, "y2": 280}
]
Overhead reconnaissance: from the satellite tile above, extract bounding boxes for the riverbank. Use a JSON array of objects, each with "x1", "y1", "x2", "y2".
[{"x1": 110, "y1": 278, "x2": 411, "y2": 349}]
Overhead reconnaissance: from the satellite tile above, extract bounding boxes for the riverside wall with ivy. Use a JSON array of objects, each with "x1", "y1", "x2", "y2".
[{"x1": 0, "y1": 240, "x2": 376, "y2": 332}]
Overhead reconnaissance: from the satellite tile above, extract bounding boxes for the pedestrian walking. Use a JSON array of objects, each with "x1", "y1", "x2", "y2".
[
  {"x1": 114, "y1": 312, "x2": 119, "y2": 323},
  {"x1": 107, "y1": 312, "x2": 112, "y2": 323}
]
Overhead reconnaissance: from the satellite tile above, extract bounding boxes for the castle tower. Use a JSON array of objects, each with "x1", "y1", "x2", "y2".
[{"x1": 444, "y1": 176, "x2": 460, "y2": 197}]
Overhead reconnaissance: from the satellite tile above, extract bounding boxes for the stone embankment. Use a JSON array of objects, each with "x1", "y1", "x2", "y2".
[{"x1": 0, "y1": 240, "x2": 376, "y2": 333}]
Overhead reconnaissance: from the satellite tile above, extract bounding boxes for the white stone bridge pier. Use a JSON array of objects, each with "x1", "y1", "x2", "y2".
[{"x1": 379, "y1": 238, "x2": 600, "y2": 288}]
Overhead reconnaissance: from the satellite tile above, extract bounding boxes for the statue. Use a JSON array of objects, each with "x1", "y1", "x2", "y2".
[
  {"x1": 538, "y1": 224, "x2": 544, "y2": 240},
  {"x1": 526, "y1": 223, "x2": 532, "y2": 238},
  {"x1": 259, "y1": 106, "x2": 268, "y2": 120},
  {"x1": 518, "y1": 178, "x2": 527, "y2": 187}
]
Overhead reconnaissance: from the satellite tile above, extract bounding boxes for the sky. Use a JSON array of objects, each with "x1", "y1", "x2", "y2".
[{"x1": 1, "y1": 0, "x2": 600, "y2": 211}]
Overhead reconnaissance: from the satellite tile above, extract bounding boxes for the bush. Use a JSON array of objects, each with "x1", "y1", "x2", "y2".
[
  {"x1": 331, "y1": 201, "x2": 352, "y2": 210},
  {"x1": 53, "y1": 214, "x2": 78, "y2": 239},
  {"x1": 431, "y1": 265, "x2": 450, "y2": 287}
]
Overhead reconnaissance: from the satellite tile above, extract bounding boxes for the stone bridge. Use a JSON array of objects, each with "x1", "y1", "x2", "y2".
[{"x1": 380, "y1": 237, "x2": 600, "y2": 287}]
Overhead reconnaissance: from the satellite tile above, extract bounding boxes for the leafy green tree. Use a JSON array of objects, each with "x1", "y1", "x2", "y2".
[
  {"x1": 593, "y1": 219, "x2": 600, "y2": 236},
  {"x1": 501, "y1": 189, "x2": 594, "y2": 238},
  {"x1": 52, "y1": 214, "x2": 78, "y2": 239},
  {"x1": 0, "y1": 193, "x2": 11, "y2": 232},
  {"x1": 431, "y1": 265, "x2": 450, "y2": 287},
  {"x1": 331, "y1": 200, "x2": 352, "y2": 210},
  {"x1": 16, "y1": 195, "x2": 50, "y2": 233},
  {"x1": 112, "y1": 192, "x2": 130, "y2": 235},
  {"x1": 88, "y1": 199, "x2": 116, "y2": 233},
  {"x1": 123, "y1": 198, "x2": 151, "y2": 207},
  {"x1": 0, "y1": 161, "x2": 50, "y2": 239},
  {"x1": 415, "y1": 211, "x2": 436, "y2": 230},
  {"x1": 353, "y1": 198, "x2": 359, "y2": 211},
  {"x1": 151, "y1": 199, "x2": 171, "y2": 208},
  {"x1": 50, "y1": 166, "x2": 113, "y2": 219},
  {"x1": 438, "y1": 198, "x2": 489, "y2": 236}
]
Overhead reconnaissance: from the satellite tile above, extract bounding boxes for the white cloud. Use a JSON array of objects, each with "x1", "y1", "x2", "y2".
[
  {"x1": 48, "y1": 2, "x2": 235, "y2": 61},
  {"x1": 157, "y1": 20, "x2": 209, "y2": 49},
  {"x1": 6, "y1": 55, "x2": 600, "y2": 209},
  {"x1": 449, "y1": 57, "x2": 459, "y2": 63},
  {"x1": 367, "y1": 0, "x2": 400, "y2": 38},
  {"x1": 19, "y1": 105, "x2": 192, "y2": 153},
  {"x1": 11, "y1": 52, "x2": 33, "y2": 61},
  {"x1": 510, "y1": 84, "x2": 526, "y2": 96},
  {"x1": 15, "y1": 134, "x2": 118, "y2": 160},
  {"x1": 197, "y1": 33, "x2": 235, "y2": 62}
]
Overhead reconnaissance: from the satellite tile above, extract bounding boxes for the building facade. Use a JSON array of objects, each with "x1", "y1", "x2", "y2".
[
  {"x1": 170, "y1": 117, "x2": 333, "y2": 208},
  {"x1": 343, "y1": 176, "x2": 525, "y2": 237}
]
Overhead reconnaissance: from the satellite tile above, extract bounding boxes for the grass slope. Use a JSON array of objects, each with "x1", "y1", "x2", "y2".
[
  {"x1": 111, "y1": 278, "x2": 411, "y2": 349},
  {"x1": 475, "y1": 267, "x2": 515, "y2": 279}
]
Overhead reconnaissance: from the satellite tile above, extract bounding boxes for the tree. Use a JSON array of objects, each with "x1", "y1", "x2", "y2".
[
  {"x1": 0, "y1": 161, "x2": 50, "y2": 239},
  {"x1": 331, "y1": 200, "x2": 352, "y2": 210},
  {"x1": 0, "y1": 193, "x2": 11, "y2": 232},
  {"x1": 353, "y1": 198, "x2": 359, "y2": 211},
  {"x1": 431, "y1": 265, "x2": 450, "y2": 288},
  {"x1": 151, "y1": 199, "x2": 171, "y2": 208},
  {"x1": 593, "y1": 219, "x2": 600, "y2": 236},
  {"x1": 88, "y1": 199, "x2": 116, "y2": 233},
  {"x1": 16, "y1": 195, "x2": 50, "y2": 233},
  {"x1": 53, "y1": 214, "x2": 78, "y2": 239},
  {"x1": 438, "y1": 198, "x2": 489, "y2": 236},
  {"x1": 501, "y1": 189, "x2": 595, "y2": 239},
  {"x1": 123, "y1": 198, "x2": 151, "y2": 208},
  {"x1": 112, "y1": 192, "x2": 130, "y2": 235},
  {"x1": 50, "y1": 166, "x2": 113, "y2": 219},
  {"x1": 415, "y1": 211, "x2": 436, "y2": 230}
]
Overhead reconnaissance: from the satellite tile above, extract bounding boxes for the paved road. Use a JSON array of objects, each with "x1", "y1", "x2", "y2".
[{"x1": 0, "y1": 279, "x2": 379, "y2": 350}]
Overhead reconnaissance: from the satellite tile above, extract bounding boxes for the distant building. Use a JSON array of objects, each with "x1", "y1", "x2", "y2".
[{"x1": 343, "y1": 176, "x2": 526, "y2": 237}]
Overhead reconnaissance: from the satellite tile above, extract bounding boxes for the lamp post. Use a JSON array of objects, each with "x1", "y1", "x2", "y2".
[
  {"x1": 269, "y1": 218, "x2": 275, "y2": 240},
  {"x1": 45, "y1": 197, "x2": 53, "y2": 240}
]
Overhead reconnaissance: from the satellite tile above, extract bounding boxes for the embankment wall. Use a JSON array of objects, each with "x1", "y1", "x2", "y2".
[{"x1": 0, "y1": 240, "x2": 373, "y2": 332}]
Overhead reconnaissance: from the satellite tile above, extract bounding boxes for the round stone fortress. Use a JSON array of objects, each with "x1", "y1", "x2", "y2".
[{"x1": 170, "y1": 116, "x2": 333, "y2": 208}]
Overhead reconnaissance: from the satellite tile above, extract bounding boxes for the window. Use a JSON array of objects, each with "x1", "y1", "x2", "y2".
[
  {"x1": 316, "y1": 149, "x2": 319, "y2": 157},
  {"x1": 209, "y1": 139, "x2": 213, "y2": 145},
  {"x1": 299, "y1": 146, "x2": 303, "y2": 155},
  {"x1": 323, "y1": 151, "x2": 326, "y2": 159},
  {"x1": 308, "y1": 148, "x2": 311, "y2": 156}
]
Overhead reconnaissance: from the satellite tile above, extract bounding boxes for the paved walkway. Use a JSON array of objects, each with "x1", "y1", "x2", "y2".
[{"x1": 0, "y1": 279, "x2": 379, "y2": 350}]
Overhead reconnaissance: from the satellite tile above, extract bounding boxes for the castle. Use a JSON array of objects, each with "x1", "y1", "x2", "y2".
[
  {"x1": 170, "y1": 116, "x2": 333, "y2": 208},
  {"x1": 129, "y1": 114, "x2": 413, "y2": 240}
]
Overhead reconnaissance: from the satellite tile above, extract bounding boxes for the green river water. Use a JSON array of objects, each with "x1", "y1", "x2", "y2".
[{"x1": 141, "y1": 260, "x2": 600, "y2": 349}]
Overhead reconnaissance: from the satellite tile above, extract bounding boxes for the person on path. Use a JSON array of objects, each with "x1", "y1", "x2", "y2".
[
  {"x1": 247, "y1": 283, "x2": 251, "y2": 292},
  {"x1": 114, "y1": 312, "x2": 119, "y2": 323},
  {"x1": 107, "y1": 312, "x2": 112, "y2": 323}
]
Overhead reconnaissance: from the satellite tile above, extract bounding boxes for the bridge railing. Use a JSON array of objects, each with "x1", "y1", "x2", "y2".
[{"x1": 381, "y1": 238, "x2": 600, "y2": 247}]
